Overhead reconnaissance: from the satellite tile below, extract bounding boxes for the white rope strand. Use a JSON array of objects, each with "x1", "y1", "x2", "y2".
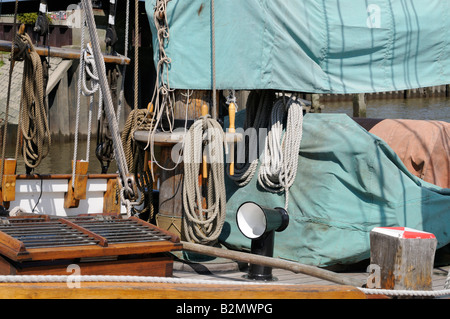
[{"x1": 0, "y1": 275, "x2": 289, "y2": 286}]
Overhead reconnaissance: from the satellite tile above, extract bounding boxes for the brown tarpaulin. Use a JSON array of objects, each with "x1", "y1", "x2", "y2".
[{"x1": 354, "y1": 118, "x2": 450, "y2": 189}]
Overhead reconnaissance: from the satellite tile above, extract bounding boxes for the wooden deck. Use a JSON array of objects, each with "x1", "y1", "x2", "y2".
[{"x1": 172, "y1": 258, "x2": 450, "y2": 295}]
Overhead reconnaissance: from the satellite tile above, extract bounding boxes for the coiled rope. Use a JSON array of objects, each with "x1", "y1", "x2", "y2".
[
  {"x1": 226, "y1": 91, "x2": 275, "y2": 187},
  {"x1": 121, "y1": 109, "x2": 155, "y2": 219},
  {"x1": 16, "y1": 32, "x2": 51, "y2": 170},
  {"x1": 122, "y1": 109, "x2": 154, "y2": 174},
  {"x1": 182, "y1": 116, "x2": 227, "y2": 245},
  {"x1": 257, "y1": 94, "x2": 304, "y2": 210}
]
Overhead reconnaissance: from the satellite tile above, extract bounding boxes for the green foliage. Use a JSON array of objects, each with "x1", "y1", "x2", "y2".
[{"x1": 17, "y1": 12, "x2": 52, "y2": 25}]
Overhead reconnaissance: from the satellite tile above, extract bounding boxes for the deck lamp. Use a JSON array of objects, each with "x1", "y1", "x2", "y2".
[{"x1": 236, "y1": 201, "x2": 289, "y2": 281}]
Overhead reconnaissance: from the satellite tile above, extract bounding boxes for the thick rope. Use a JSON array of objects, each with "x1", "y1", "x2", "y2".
[
  {"x1": 121, "y1": 109, "x2": 154, "y2": 173},
  {"x1": 81, "y1": 0, "x2": 132, "y2": 198},
  {"x1": 359, "y1": 287, "x2": 450, "y2": 298},
  {"x1": 257, "y1": 94, "x2": 304, "y2": 210},
  {"x1": 0, "y1": 275, "x2": 287, "y2": 286},
  {"x1": 182, "y1": 116, "x2": 227, "y2": 245},
  {"x1": 17, "y1": 33, "x2": 51, "y2": 170}
]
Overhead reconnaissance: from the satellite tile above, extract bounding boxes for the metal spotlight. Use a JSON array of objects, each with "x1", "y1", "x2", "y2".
[{"x1": 236, "y1": 201, "x2": 289, "y2": 281}]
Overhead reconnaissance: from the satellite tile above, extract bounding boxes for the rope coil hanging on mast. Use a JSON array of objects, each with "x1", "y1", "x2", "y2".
[
  {"x1": 257, "y1": 94, "x2": 304, "y2": 210},
  {"x1": 182, "y1": 113, "x2": 227, "y2": 245},
  {"x1": 16, "y1": 32, "x2": 51, "y2": 172}
]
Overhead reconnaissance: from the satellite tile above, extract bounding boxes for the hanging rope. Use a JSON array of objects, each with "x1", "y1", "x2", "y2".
[
  {"x1": 122, "y1": 109, "x2": 154, "y2": 173},
  {"x1": 257, "y1": 94, "x2": 304, "y2": 210},
  {"x1": 116, "y1": 0, "x2": 130, "y2": 123},
  {"x1": 81, "y1": 0, "x2": 136, "y2": 200},
  {"x1": 16, "y1": 32, "x2": 51, "y2": 171},
  {"x1": 182, "y1": 116, "x2": 227, "y2": 245},
  {"x1": 72, "y1": 10, "x2": 103, "y2": 187},
  {"x1": 226, "y1": 90, "x2": 275, "y2": 187},
  {"x1": 145, "y1": 0, "x2": 177, "y2": 179}
]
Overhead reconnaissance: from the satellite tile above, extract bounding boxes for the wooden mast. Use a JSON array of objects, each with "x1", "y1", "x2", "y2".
[{"x1": 155, "y1": 90, "x2": 218, "y2": 238}]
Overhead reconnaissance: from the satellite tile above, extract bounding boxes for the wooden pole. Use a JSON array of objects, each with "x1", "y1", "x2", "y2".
[
  {"x1": 0, "y1": 40, "x2": 130, "y2": 65},
  {"x1": 156, "y1": 90, "x2": 213, "y2": 237},
  {"x1": 352, "y1": 93, "x2": 367, "y2": 118},
  {"x1": 181, "y1": 241, "x2": 364, "y2": 287}
]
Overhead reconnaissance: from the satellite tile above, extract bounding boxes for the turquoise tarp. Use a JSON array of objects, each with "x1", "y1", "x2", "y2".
[
  {"x1": 220, "y1": 112, "x2": 450, "y2": 267},
  {"x1": 146, "y1": 0, "x2": 450, "y2": 94}
]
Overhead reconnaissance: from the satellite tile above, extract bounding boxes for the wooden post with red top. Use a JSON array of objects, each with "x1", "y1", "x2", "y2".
[{"x1": 370, "y1": 227, "x2": 437, "y2": 291}]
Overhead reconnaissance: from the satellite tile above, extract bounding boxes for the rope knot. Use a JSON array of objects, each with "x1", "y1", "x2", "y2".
[{"x1": 12, "y1": 33, "x2": 31, "y2": 62}]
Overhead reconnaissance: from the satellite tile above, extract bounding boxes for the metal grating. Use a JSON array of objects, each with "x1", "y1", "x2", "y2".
[
  {"x1": 0, "y1": 218, "x2": 99, "y2": 248},
  {"x1": 0, "y1": 215, "x2": 181, "y2": 262},
  {"x1": 71, "y1": 218, "x2": 174, "y2": 244}
]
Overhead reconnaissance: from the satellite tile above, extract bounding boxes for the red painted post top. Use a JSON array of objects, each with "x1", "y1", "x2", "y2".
[{"x1": 372, "y1": 227, "x2": 436, "y2": 239}]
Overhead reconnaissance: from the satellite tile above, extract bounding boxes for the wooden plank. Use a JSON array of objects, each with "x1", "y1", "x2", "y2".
[
  {"x1": 0, "y1": 254, "x2": 173, "y2": 277},
  {"x1": 1, "y1": 159, "x2": 16, "y2": 202},
  {"x1": 64, "y1": 161, "x2": 90, "y2": 208},
  {"x1": 102, "y1": 178, "x2": 121, "y2": 215},
  {"x1": 16, "y1": 173, "x2": 118, "y2": 180},
  {"x1": 63, "y1": 179, "x2": 79, "y2": 209},
  {"x1": 0, "y1": 282, "x2": 367, "y2": 299},
  {"x1": 58, "y1": 218, "x2": 108, "y2": 247},
  {"x1": 73, "y1": 161, "x2": 89, "y2": 200},
  {"x1": 0, "y1": 230, "x2": 26, "y2": 258},
  {"x1": 20, "y1": 241, "x2": 182, "y2": 262}
]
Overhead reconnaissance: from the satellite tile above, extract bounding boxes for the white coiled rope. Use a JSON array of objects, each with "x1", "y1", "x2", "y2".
[{"x1": 257, "y1": 94, "x2": 304, "y2": 210}]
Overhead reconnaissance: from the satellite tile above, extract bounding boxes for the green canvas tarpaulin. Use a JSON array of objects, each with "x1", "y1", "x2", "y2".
[
  {"x1": 220, "y1": 112, "x2": 450, "y2": 267},
  {"x1": 146, "y1": 0, "x2": 450, "y2": 94}
]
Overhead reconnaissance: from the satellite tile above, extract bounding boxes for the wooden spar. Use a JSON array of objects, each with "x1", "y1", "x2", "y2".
[
  {"x1": 181, "y1": 241, "x2": 364, "y2": 287},
  {"x1": 0, "y1": 39, "x2": 130, "y2": 65}
]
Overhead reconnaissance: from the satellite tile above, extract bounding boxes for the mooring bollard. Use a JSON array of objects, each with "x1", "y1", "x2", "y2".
[{"x1": 370, "y1": 227, "x2": 437, "y2": 291}]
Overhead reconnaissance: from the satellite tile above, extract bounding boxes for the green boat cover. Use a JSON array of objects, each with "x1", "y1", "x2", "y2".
[
  {"x1": 220, "y1": 112, "x2": 450, "y2": 267},
  {"x1": 146, "y1": 0, "x2": 450, "y2": 94}
]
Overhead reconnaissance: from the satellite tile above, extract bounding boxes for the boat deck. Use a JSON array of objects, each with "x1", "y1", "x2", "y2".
[{"x1": 172, "y1": 257, "x2": 450, "y2": 291}]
